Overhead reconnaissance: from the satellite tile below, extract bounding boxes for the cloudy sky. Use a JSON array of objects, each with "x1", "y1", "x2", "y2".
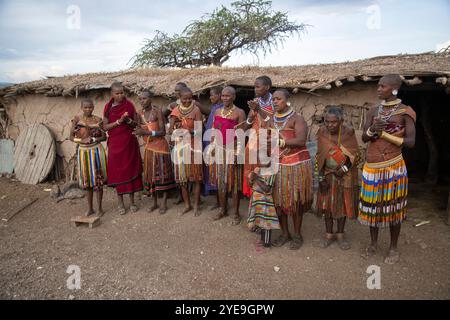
[{"x1": 0, "y1": 0, "x2": 449, "y2": 83}]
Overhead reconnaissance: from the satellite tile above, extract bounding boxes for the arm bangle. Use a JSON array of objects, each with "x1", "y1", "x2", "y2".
[
  {"x1": 263, "y1": 116, "x2": 270, "y2": 122},
  {"x1": 73, "y1": 138, "x2": 82, "y2": 143},
  {"x1": 366, "y1": 127, "x2": 375, "y2": 137},
  {"x1": 246, "y1": 118, "x2": 254, "y2": 125},
  {"x1": 380, "y1": 131, "x2": 404, "y2": 147},
  {"x1": 116, "y1": 120, "x2": 120, "y2": 126}
]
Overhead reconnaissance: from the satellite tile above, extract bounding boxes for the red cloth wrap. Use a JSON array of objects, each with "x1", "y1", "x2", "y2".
[{"x1": 104, "y1": 98, "x2": 143, "y2": 194}]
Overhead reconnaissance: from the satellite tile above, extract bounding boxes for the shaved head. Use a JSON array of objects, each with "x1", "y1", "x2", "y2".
[
  {"x1": 110, "y1": 81, "x2": 124, "y2": 91},
  {"x1": 256, "y1": 75, "x2": 272, "y2": 87},
  {"x1": 380, "y1": 74, "x2": 403, "y2": 89},
  {"x1": 222, "y1": 86, "x2": 236, "y2": 97},
  {"x1": 274, "y1": 88, "x2": 290, "y2": 100}
]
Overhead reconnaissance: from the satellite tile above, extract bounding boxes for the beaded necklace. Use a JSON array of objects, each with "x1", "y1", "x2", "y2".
[
  {"x1": 378, "y1": 99, "x2": 402, "y2": 122},
  {"x1": 179, "y1": 101, "x2": 195, "y2": 117},
  {"x1": 273, "y1": 107, "x2": 295, "y2": 131},
  {"x1": 220, "y1": 105, "x2": 235, "y2": 119},
  {"x1": 258, "y1": 93, "x2": 273, "y2": 110}
]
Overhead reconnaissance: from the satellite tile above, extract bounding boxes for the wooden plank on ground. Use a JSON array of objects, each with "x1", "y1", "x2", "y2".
[{"x1": 71, "y1": 216, "x2": 100, "y2": 228}]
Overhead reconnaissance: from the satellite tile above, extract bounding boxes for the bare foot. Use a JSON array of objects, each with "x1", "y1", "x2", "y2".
[
  {"x1": 362, "y1": 244, "x2": 377, "y2": 259},
  {"x1": 180, "y1": 206, "x2": 192, "y2": 215},
  {"x1": 384, "y1": 249, "x2": 400, "y2": 265},
  {"x1": 231, "y1": 215, "x2": 241, "y2": 226},
  {"x1": 147, "y1": 204, "x2": 159, "y2": 213},
  {"x1": 194, "y1": 207, "x2": 201, "y2": 217},
  {"x1": 213, "y1": 208, "x2": 227, "y2": 221},
  {"x1": 159, "y1": 207, "x2": 167, "y2": 215},
  {"x1": 118, "y1": 206, "x2": 126, "y2": 215},
  {"x1": 97, "y1": 209, "x2": 105, "y2": 217}
]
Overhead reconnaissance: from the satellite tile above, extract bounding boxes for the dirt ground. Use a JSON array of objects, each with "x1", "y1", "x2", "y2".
[{"x1": 0, "y1": 176, "x2": 449, "y2": 300}]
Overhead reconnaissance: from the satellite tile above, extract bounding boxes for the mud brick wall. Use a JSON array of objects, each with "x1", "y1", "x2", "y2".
[{"x1": 3, "y1": 82, "x2": 378, "y2": 178}]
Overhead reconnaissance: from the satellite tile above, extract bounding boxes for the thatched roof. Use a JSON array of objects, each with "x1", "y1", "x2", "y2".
[{"x1": 1, "y1": 52, "x2": 449, "y2": 99}]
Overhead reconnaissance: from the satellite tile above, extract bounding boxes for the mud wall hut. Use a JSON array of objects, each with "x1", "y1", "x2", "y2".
[{"x1": 0, "y1": 52, "x2": 449, "y2": 184}]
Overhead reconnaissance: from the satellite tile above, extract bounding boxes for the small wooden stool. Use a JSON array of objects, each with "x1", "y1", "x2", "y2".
[{"x1": 71, "y1": 216, "x2": 100, "y2": 228}]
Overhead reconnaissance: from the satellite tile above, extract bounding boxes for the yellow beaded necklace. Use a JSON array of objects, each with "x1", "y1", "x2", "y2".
[{"x1": 220, "y1": 105, "x2": 235, "y2": 119}]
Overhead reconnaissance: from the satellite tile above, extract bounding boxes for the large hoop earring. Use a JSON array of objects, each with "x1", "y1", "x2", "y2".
[
  {"x1": 392, "y1": 89, "x2": 398, "y2": 96},
  {"x1": 287, "y1": 101, "x2": 291, "y2": 107}
]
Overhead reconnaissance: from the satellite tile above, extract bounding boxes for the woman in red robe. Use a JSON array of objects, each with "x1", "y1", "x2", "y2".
[{"x1": 102, "y1": 82, "x2": 143, "y2": 215}]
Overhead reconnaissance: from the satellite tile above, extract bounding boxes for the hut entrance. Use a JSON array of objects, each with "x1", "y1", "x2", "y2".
[
  {"x1": 400, "y1": 80, "x2": 450, "y2": 186},
  {"x1": 235, "y1": 86, "x2": 256, "y2": 115}
]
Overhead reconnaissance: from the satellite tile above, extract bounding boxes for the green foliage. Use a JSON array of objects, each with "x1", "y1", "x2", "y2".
[{"x1": 131, "y1": 0, "x2": 307, "y2": 68}]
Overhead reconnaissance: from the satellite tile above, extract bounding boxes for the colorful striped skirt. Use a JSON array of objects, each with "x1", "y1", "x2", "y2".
[
  {"x1": 143, "y1": 148, "x2": 176, "y2": 194},
  {"x1": 247, "y1": 191, "x2": 280, "y2": 230},
  {"x1": 358, "y1": 154, "x2": 408, "y2": 228},
  {"x1": 273, "y1": 159, "x2": 313, "y2": 215},
  {"x1": 77, "y1": 143, "x2": 107, "y2": 190}
]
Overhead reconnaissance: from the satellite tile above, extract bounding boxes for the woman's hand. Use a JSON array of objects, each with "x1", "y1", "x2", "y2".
[
  {"x1": 247, "y1": 99, "x2": 259, "y2": 111},
  {"x1": 370, "y1": 117, "x2": 388, "y2": 134},
  {"x1": 81, "y1": 137, "x2": 92, "y2": 144},
  {"x1": 119, "y1": 112, "x2": 129, "y2": 123},
  {"x1": 248, "y1": 172, "x2": 256, "y2": 186}
]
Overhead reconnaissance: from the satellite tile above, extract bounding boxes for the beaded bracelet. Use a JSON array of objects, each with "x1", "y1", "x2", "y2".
[{"x1": 366, "y1": 127, "x2": 375, "y2": 137}]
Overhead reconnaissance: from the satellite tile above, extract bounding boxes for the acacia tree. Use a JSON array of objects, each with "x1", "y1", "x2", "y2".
[{"x1": 131, "y1": 0, "x2": 307, "y2": 68}]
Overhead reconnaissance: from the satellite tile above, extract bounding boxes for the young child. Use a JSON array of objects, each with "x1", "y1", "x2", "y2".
[
  {"x1": 247, "y1": 166, "x2": 280, "y2": 249},
  {"x1": 70, "y1": 98, "x2": 107, "y2": 216}
]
